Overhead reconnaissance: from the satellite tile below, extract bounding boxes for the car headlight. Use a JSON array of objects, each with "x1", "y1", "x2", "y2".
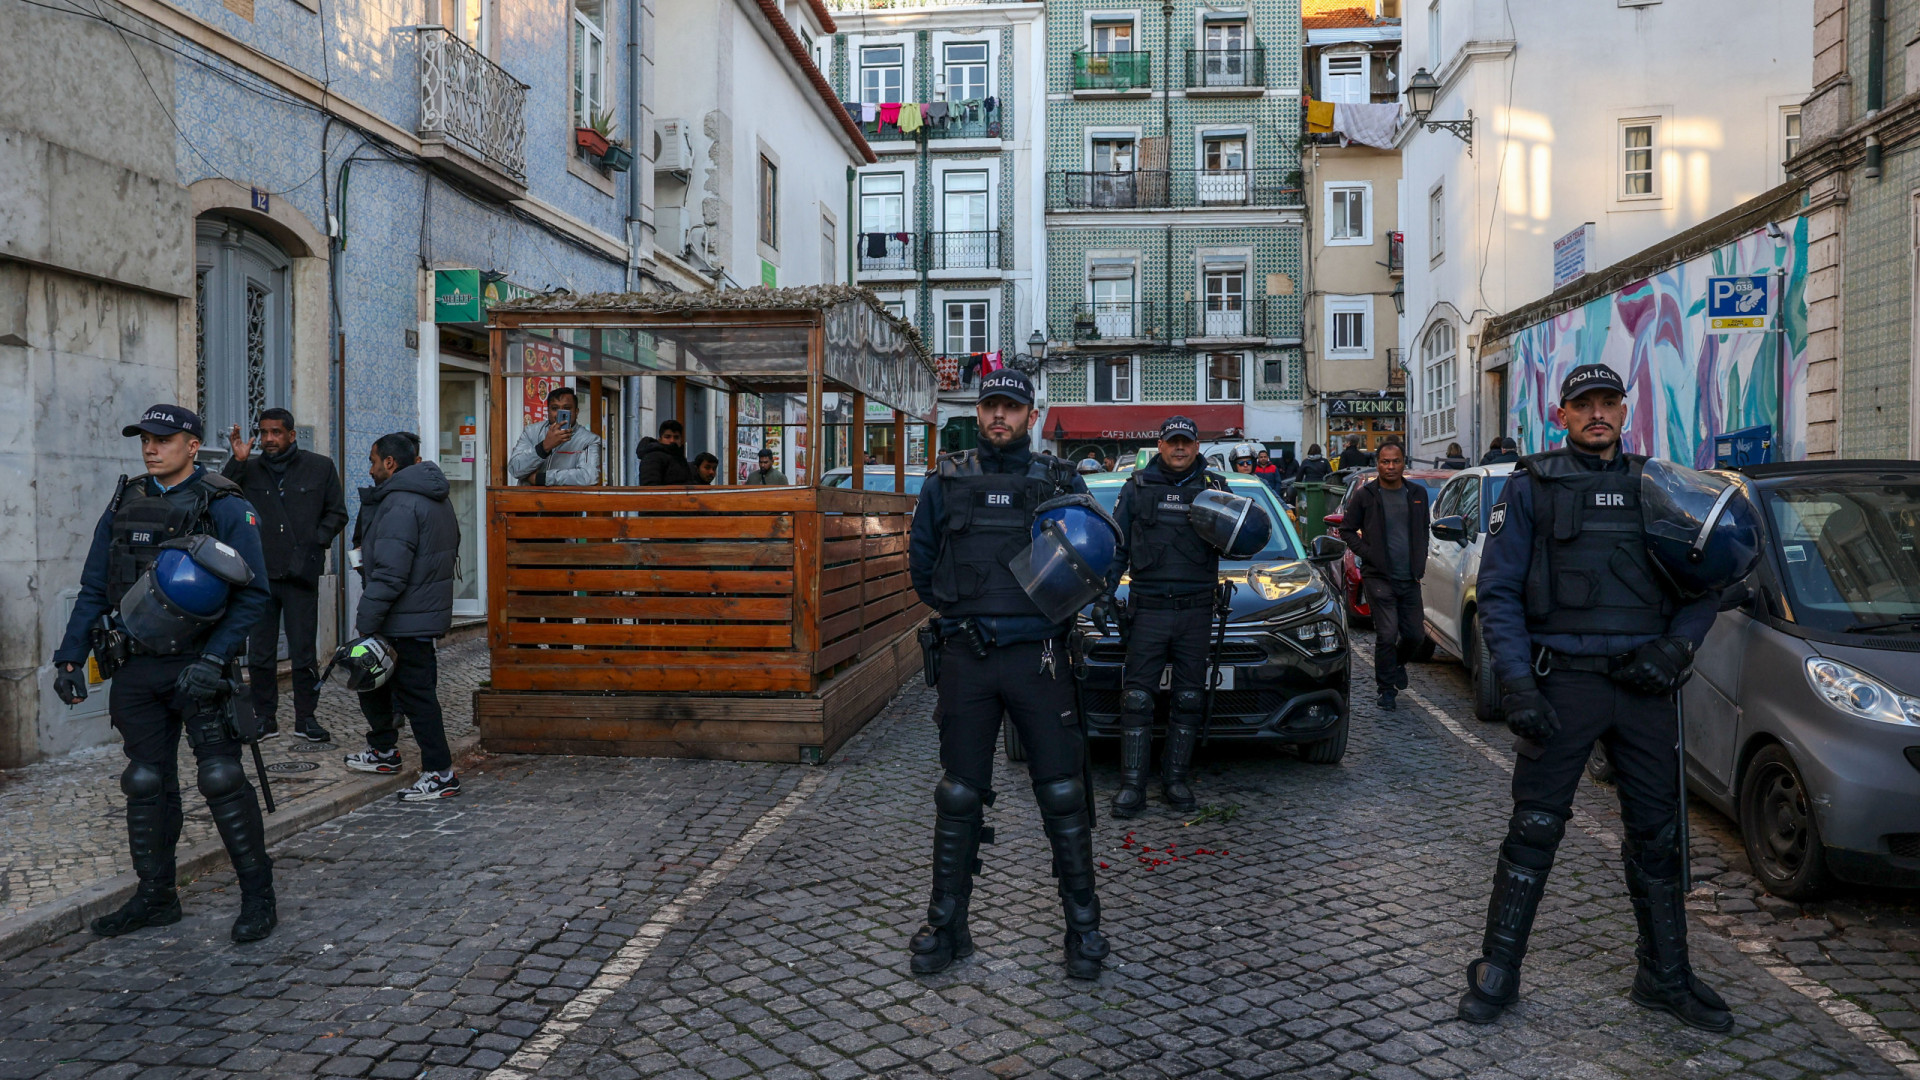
[
  {"x1": 1275, "y1": 617, "x2": 1343, "y2": 656},
  {"x1": 1804, "y1": 658, "x2": 1920, "y2": 726}
]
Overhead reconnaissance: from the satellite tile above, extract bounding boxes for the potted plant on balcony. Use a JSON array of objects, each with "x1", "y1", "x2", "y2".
[
  {"x1": 576, "y1": 108, "x2": 614, "y2": 158},
  {"x1": 600, "y1": 137, "x2": 634, "y2": 172}
]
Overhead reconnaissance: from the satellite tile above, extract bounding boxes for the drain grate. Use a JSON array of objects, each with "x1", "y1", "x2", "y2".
[{"x1": 265, "y1": 761, "x2": 320, "y2": 773}]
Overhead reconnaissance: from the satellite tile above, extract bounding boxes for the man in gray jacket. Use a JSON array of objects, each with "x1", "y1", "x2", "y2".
[
  {"x1": 344, "y1": 433, "x2": 463, "y2": 801},
  {"x1": 743, "y1": 448, "x2": 788, "y2": 485},
  {"x1": 507, "y1": 386, "x2": 602, "y2": 486}
]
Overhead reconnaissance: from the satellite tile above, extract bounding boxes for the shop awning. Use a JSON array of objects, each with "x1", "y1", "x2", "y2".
[{"x1": 1040, "y1": 404, "x2": 1245, "y2": 442}]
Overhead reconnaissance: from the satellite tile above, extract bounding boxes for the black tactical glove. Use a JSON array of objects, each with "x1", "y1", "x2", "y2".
[
  {"x1": 1501, "y1": 674, "x2": 1560, "y2": 745},
  {"x1": 1613, "y1": 635, "x2": 1696, "y2": 696},
  {"x1": 175, "y1": 655, "x2": 229, "y2": 703},
  {"x1": 54, "y1": 664, "x2": 88, "y2": 705},
  {"x1": 1091, "y1": 596, "x2": 1116, "y2": 637}
]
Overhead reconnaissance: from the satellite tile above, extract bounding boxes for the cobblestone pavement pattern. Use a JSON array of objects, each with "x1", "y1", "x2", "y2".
[
  {"x1": 0, "y1": 636, "x2": 486, "y2": 917},
  {"x1": 2, "y1": 631, "x2": 1920, "y2": 1078}
]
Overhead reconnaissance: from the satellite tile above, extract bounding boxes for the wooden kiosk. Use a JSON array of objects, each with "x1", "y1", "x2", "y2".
[{"x1": 474, "y1": 286, "x2": 938, "y2": 763}]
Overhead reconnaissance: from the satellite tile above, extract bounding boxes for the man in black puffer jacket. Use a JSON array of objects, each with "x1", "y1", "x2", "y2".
[
  {"x1": 344, "y1": 432, "x2": 463, "y2": 801},
  {"x1": 636, "y1": 419, "x2": 694, "y2": 485}
]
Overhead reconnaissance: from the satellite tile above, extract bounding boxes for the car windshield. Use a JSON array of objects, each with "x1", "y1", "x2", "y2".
[
  {"x1": 1086, "y1": 475, "x2": 1303, "y2": 562},
  {"x1": 822, "y1": 471, "x2": 927, "y2": 494},
  {"x1": 1760, "y1": 475, "x2": 1920, "y2": 634}
]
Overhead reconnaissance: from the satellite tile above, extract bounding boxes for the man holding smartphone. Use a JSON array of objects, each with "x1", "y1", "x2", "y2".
[{"x1": 508, "y1": 385, "x2": 603, "y2": 486}]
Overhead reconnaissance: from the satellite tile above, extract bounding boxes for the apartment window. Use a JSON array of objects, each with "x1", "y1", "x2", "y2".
[
  {"x1": 882, "y1": 300, "x2": 907, "y2": 319},
  {"x1": 1782, "y1": 107, "x2": 1802, "y2": 163},
  {"x1": 1427, "y1": 0, "x2": 1441, "y2": 70},
  {"x1": 859, "y1": 173, "x2": 905, "y2": 234},
  {"x1": 1204, "y1": 19, "x2": 1246, "y2": 52},
  {"x1": 758, "y1": 156, "x2": 778, "y2": 250},
  {"x1": 860, "y1": 45, "x2": 905, "y2": 105},
  {"x1": 945, "y1": 300, "x2": 989, "y2": 354},
  {"x1": 1321, "y1": 53, "x2": 1367, "y2": 104},
  {"x1": 1429, "y1": 185, "x2": 1445, "y2": 262},
  {"x1": 1621, "y1": 119, "x2": 1658, "y2": 198},
  {"x1": 944, "y1": 42, "x2": 988, "y2": 102},
  {"x1": 941, "y1": 171, "x2": 990, "y2": 268},
  {"x1": 1091, "y1": 272, "x2": 1136, "y2": 338},
  {"x1": 1091, "y1": 20, "x2": 1134, "y2": 53},
  {"x1": 1089, "y1": 138, "x2": 1139, "y2": 208},
  {"x1": 1326, "y1": 296, "x2": 1372, "y2": 357},
  {"x1": 1202, "y1": 267, "x2": 1245, "y2": 336},
  {"x1": 443, "y1": 0, "x2": 488, "y2": 52},
  {"x1": 821, "y1": 215, "x2": 836, "y2": 283},
  {"x1": 571, "y1": 0, "x2": 605, "y2": 128},
  {"x1": 1199, "y1": 19, "x2": 1249, "y2": 86},
  {"x1": 1326, "y1": 184, "x2": 1370, "y2": 245},
  {"x1": 1092, "y1": 358, "x2": 1134, "y2": 402},
  {"x1": 1420, "y1": 321, "x2": 1457, "y2": 441},
  {"x1": 1200, "y1": 133, "x2": 1249, "y2": 204},
  {"x1": 1206, "y1": 354, "x2": 1243, "y2": 402},
  {"x1": 1092, "y1": 137, "x2": 1136, "y2": 172}
]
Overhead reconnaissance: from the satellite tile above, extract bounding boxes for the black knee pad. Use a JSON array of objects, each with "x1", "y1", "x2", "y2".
[
  {"x1": 120, "y1": 762, "x2": 167, "y2": 801},
  {"x1": 1121, "y1": 689, "x2": 1155, "y2": 716},
  {"x1": 1623, "y1": 819, "x2": 1682, "y2": 877},
  {"x1": 1172, "y1": 689, "x2": 1204, "y2": 716},
  {"x1": 1032, "y1": 776, "x2": 1085, "y2": 816},
  {"x1": 933, "y1": 774, "x2": 984, "y2": 818},
  {"x1": 197, "y1": 756, "x2": 248, "y2": 801},
  {"x1": 1503, "y1": 808, "x2": 1566, "y2": 869}
]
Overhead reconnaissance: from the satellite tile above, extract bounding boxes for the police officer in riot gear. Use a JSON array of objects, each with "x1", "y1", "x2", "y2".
[
  {"x1": 1459, "y1": 365, "x2": 1742, "y2": 1031},
  {"x1": 906, "y1": 369, "x2": 1107, "y2": 980},
  {"x1": 1103, "y1": 417, "x2": 1232, "y2": 816},
  {"x1": 51, "y1": 405, "x2": 276, "y2": 942}
]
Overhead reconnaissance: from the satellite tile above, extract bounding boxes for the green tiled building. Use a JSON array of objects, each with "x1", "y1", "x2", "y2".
[{"x1": 1041, "y1": 0, "x2": 1305, "y2": 463}]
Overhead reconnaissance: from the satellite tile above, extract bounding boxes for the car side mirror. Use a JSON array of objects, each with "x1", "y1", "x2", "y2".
[
  {"x1": 1308, "y1": 534, "x2": 1347, "y2": 565},
  {"x1": 1430, "y1": 515, "x2": 1467, "y2": 544}
]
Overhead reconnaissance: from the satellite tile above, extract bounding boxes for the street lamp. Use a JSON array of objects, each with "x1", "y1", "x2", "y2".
[
  {"x1": 1005, "y1": 331, "x2": 1063, "y2": 376},
  {"x1": 1027, "y1": 330, "x2": 1047, "y2": 360},
  {"x1": 1403, "y1": 67, "x2": 1475, "y2": 154},
  {"x1": 1051, "y1": 418, "x2": 1068, "y2": 443},
  {"x1": 1391, "y1": 278, "x2": 1405, "y2": 316}
]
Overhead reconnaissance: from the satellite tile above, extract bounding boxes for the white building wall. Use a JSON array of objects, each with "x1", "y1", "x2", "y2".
[{"x1": 1397, "y1": 0, "x2": 1811, "y2": 459}]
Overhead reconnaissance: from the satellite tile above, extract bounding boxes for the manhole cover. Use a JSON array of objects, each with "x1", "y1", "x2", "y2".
[
  {"x1": 265, "y1": 761, "x2": 320, "y2": 773},
  {"x1": 286, "y1": 742, "x2": 333, "y2": 754}
]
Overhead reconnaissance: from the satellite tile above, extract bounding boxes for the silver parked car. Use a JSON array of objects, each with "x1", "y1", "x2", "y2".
[
  {"x1": 1421, "y1": 464, "x2": 1515, "y2": 721},
  {"x1": 1680, "y1": 460, "x2": 1920, "y2": 899}
]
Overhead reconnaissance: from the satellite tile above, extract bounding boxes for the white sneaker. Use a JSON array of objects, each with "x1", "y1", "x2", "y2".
[
  {"x1": 344, "y1": 748, "x2": 402, "y2": 774},
  {"x1": 397, "y1": 771, "x2": 461, "y2": 802}
]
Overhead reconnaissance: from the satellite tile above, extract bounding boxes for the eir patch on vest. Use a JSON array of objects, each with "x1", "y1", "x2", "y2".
[{"x1": 1488, "y1": 502, "x2": 1507, "y2": 535}]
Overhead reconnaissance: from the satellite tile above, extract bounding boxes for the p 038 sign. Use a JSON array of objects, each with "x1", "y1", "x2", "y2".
[{"x1": 1707, "y1": 275, "x2": 1771, "y2": 333}]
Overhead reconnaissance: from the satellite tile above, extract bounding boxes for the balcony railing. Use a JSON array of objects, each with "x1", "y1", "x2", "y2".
[
  {"x1": 1072, "y1": 49, "x2": 1152, "y2": 91},
  {"x1": 1183, "y1": 299, "x2": 1271, "y2": 340},
  {"x1": 928, "y1": 230, "x2": 1003, "y2": 271},
  {"x1": 418, "y1": 26, "x2": 528, "y2": 184},
  {"x1": 1185, "y1": 47, "x2": 1264, "y2": 89},
  {"x1": 855, "y1": 104, "x2": 1000, "y2": 143},
  {"x1": 1048, "y1": 169, "x2": 1302, "y2": 210},
  {"x1": 855, "y1": 232, "x2": 916, "y2": 272},
  {"x1": 1386, "y1": 233, "x2": 1404, "y2": 276},
  {"x1": 1060, "y1": 302, "x2": 1163, "y2": 343}
]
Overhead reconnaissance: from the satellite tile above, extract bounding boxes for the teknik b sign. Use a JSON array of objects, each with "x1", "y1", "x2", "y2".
[{"x1": 1707, "y1": 275, "x2": 1771, "y2": 333}]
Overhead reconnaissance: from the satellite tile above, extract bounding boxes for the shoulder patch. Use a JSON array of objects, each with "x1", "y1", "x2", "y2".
[
  {"x1": 1488, "y1": 502, "x2": 1508, "y2": 535},
  {"x1": 245, "y1": 509, "x2": 258, "y2": 527}
]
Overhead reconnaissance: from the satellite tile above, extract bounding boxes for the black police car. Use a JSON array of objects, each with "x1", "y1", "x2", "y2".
[{"x1": 1033, "y1": 472, "x2": 1353, "y2": 762}]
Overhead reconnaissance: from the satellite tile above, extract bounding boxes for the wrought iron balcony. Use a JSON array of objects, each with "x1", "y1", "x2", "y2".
[
  {"x1": 1185, "y1": 47, "x2": 1264, "y2": 90},
  {"x1": 855, "y1": 232, "x2": 917, "y2": 272},
  {"x1": 1047, "y1": 169, "x2": 1302, "y2": 210},
  {"x1": 1182, "y1": 299, "x2": 1271, "y2": 340},
  {"x1": 417, "y1": 27, "x2": 529, "y2": 196},
  {"x1": 1059, "y1": 302, "x2": 1163, "y2": 344},
  {"x1": 1072, "y1": 49, "x2": 1152, "y2": 91},
  {"x1": 854, "y1": 104, "x2": 999, "y2": 143},
  {"x1": 927, "y1": 230, "x2": 1003, "y2": 271}
]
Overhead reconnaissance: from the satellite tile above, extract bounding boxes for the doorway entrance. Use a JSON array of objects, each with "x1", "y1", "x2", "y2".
[{"x1": 438, "y1": 370, "x2": 489, "y2": 617}]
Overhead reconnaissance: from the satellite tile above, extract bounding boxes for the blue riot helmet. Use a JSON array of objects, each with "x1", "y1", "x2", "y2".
[
  {"x1": 1011, "y1": 494, "x2": 1122, "y2": 623},
  {"x1": 1189, "y1": 488, "x2": 1273, "y2": 560},
  {"x1": 1640, "y1": 458, "x2": 1762, "y2": 597},
  {"x1": 118, "y1": 535, "x2": 255, "y2": 654}
]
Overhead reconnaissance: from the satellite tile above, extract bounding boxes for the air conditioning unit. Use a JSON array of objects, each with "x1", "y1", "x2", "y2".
[
  {"x1": 655, "y1": 118, "x2": 692, "y2": 173},
  {"x1": 656, "y1": 206, "x2": 686, "y2": 256}
]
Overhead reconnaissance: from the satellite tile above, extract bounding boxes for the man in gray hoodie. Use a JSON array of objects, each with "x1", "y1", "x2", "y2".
[{"x1": 344, "y1": 432, "x2": 463, "y2": 801}]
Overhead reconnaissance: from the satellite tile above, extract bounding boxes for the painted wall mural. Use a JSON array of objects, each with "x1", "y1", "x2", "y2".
[{"x1": 1504, "y1": 217, "x2": 1808, "y2": 467}]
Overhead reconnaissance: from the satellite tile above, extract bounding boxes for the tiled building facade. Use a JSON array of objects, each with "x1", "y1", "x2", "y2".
[{"x1": 1040, "y1": 0, "x2": 1306, "y2": 463}]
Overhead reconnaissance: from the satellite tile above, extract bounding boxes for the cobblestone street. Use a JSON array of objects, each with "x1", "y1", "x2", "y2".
[{"x1": 2, "y1": 632, "x2": 1920, "y2": 1078}]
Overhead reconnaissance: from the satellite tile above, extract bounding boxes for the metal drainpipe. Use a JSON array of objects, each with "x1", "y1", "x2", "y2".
[
  {"x1": 1869, "y1": 0, "x2": 1888, "y2": 114},
  {"x1": 625, "y1": 0, "x2": 645, "y2": 291},
  {"x1": 846, "y1": 166, "x2": 856, "y2": 284}
]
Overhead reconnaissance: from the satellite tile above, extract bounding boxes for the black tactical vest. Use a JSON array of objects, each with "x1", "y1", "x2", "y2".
[
  {"x1": 930, "y1": 449, "x2": 1078, "y2": 618},
  {"x1": 106, "y1": 472, "x2": 240, "y2": 605},
  {"x1": 1125, "y1": 470, "x2": 1226, "y2": 592},
  {"x1": 1519, "y1": 449, "x2": 1673, "y2": 636}
]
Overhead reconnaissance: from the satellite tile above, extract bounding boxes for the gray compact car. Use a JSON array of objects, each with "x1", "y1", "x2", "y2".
[{"x1": 1680, "y1": 460, "x2": 1920, "y2": 899}]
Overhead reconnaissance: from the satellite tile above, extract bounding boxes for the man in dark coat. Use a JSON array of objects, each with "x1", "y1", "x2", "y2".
[
  {"x1": 1336, "y1": 439, "x2": 1430, "y2": 710},
  {"x1": 1298, "y1": 445, "x2": 1332, "y2": 482},
  {"x1": 636, "y1": 419, "x2": 694, "y2": 485},
  {"x1": 222, "y1": 408, "x2": 347, "y2": 741},
  {"x1": 343, "y1": 433, "x2": 463, "y2": 801},
  {"x1": 1337, "y1": 435, "x2": 1375, "y2": 469}
]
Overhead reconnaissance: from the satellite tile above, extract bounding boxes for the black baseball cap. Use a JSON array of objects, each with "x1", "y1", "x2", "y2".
[
  {"x1": 977, "y1": 369, "x2": 1034, "y2": 407},
  {"x1": 1559, "y1": 364, "x2": 1627, "y2": 403},
  {"x1": 1159, "y1": 415, "x2": 1199, "y2": 441},
  {"x1": 122, "y1": 404, "x2": 205, "y2": 439}
]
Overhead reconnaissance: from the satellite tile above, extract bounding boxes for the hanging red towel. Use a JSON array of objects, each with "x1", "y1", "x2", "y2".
[
  {"x1": 878, "y1": 102, "x2": 902, "y2": 126},
  {"x1": 980, "y1": 350, "x2": 1004, "y2": 374}
]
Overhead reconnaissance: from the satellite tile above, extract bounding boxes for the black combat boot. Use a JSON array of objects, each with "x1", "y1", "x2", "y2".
[
  {"x1": 1160, "y1": 704, "x2": 1202, "y2": 811},
  {"x1": 1458, "y1": 856, "x2": 1550, "y2": 1023},
  {"x1": 91, "y1": 787, "x2": 183, "y2": 937},
  {"x1": 1625, "y1": 857, "x2": 1733, "y2": 1032},
  {"x1": 206, "y1": 778, "x2": 277, "y2": 943},
  {"x1": 1110, "y1": 691, "x2": 1154, "y2": 818},
  {"x1": 909, "y1": 775, "x2": 988, "y2": 975},
  {"x1": 1035, "y1": 776, "x2": 1109, "y2": 980}
]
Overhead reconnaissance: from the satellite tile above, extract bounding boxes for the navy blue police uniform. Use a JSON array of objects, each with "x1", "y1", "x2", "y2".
[
  {"x1": 53, "y1": 406, "x2": 276, "y2": 941},
  {"x1": 1104, "y1": 421, "x2": 1230, "y2": 817},
  {"x1": 1460, "y1": 365, "x2": 1731, "y2": 1031},
  {"x1": 904, "y1": 369, "x2": 1109, "y2": 980}
]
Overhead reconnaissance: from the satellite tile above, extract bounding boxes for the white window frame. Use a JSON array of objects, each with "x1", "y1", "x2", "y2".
[
  {"x1": 1428, "y1": 183, "x2": 1445, "y2": 264},
  {"x1": 1324, "y1": 295, "x2": 1373, "y2": 358},
  {"x1": 1324, "y1": 181, "x2": 1372, "y2": 246},
  {"x1": 1088, "y1": 267, "x2": 1137, "y2": 339},
  {"x1": 858, "y1": 171, "x2": 907, "y2": 235},
  {"x1": 940, "y1": 40, "x2": 990, "y2": 103},
  {"x1": 1088, "y1": 16, "x2": 1137, "y2": 54},
  {"x1": 859, "y1": 43, "x2": 907, "y2": 105},
  {"x1": 571, "y1": 0, "x2": 606, "y2": 129},
  {"x1": 1089, "y1": 356, "x2": 1137, "y2": 403},
  {"x1": 1426, "y1": 0, "x2": 1441, "y2": 70},
  {"x1": 1619, "y1": 117, "x2": 1660, "y2": 201},
  {"x1": 1202, "y1": 353, "x2": 1245, "y2": 403},
  {"x1": 758, "y1": 154, "x2": 779, "y2": 253},
  {"x1": 1420, "y1": 320, "x2": 1457, "y2": 441},
  {"x1": 820, "y1": 211, "x2": 836, "y2": 284},
  {"x1": 1320, "y1": 52, "x2": 1368, "y2": 105},
  {"x1": 944, "y1": 299, "x2": 991, "y2": 355},
  {"x1": 1782, "y1": 106, "x2": 1802, "y2": 165}
]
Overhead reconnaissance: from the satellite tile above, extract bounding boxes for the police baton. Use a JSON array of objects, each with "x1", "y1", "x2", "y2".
[
  {"x1": 1674, "y1": 688, "x2": 1689, "y2": 893},
  {"x1": 1068, "y1": 631, "x2": 1097, "y2": 829},
  {"x1": 224, "y1": 662, "x2": 276, "y2": 814},
  {"x1": 1199, "y1": 580, "x2": 1236, "y2": 749},
  {"x1": 249, "y1": 737, "x2": 277, "y2": 814}
]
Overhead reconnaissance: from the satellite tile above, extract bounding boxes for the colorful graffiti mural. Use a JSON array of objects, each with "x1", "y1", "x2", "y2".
[{"x1": 1504, "y1": 217, "x2": 1808, "y2": 467}]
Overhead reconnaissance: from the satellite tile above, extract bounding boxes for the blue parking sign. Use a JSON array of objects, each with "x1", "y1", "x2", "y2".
[{"x1": 1707, "y1": 274, "x2": 1770, "y2": 332}]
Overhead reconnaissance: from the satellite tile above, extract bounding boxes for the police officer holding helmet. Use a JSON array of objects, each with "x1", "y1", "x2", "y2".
[
  {"x1": 1459, "y1": 365, "x2": 1761, "y2": 1031},
  {"x1": 907, "y1": 369, "x2": 1115, "y2": 980},
  {"x1": 51, "y1": 405, "x2": 276, "y2": 942}
]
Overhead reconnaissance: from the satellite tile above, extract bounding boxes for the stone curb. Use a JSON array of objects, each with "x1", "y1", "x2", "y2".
[{"x1": 0, "y1": 731, "x2": 485, "y2": 963}]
